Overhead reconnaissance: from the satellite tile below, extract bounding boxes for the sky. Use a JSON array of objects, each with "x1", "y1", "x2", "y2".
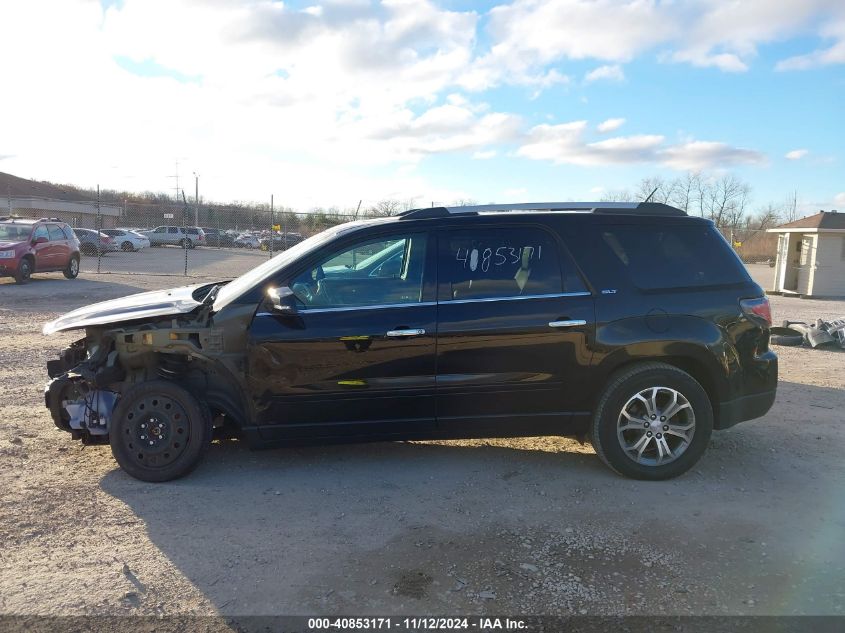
[{"x1": 0, "y1": 0, "x2": 843, "y2": 213}]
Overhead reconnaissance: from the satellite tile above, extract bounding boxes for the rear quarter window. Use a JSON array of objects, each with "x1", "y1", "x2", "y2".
[{"x1": 600, "y1": 224, "x2": 750, "y2": 290}]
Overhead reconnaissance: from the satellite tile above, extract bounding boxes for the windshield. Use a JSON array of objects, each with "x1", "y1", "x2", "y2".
[
  {"x1": 0, "y1": 223, "x2": 32, "y2": 241},
  {"x1": 213, "y1": 221, "x2": 375, "y2": 310}
]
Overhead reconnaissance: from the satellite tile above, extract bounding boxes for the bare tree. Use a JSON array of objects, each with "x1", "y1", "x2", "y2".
[
  {"x1": 599, "y1": 188, "x2": 635, "y2": 202},
  {"x1": 669, "y1": 171, "x2": 701, "y2": 214},
  {"x1": 364, "y1": 199, "x2": 403, "y2": 217},
  {"x1": 745, "y1": 203, "x2": 781, "y2": 230},
  {"x1": 783, "y1": 190, "x2": 799, "y2": 223},
  {"x1": 699, "y1": 174, "x2": 750, "y2": 228}
]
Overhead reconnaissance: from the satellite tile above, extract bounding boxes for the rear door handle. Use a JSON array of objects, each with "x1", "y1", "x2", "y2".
[
  {"x1": 549, "y1": 319, "x2": 587, "y2": 328},
  {"x1": 386, "y1": 328, "x2": 426, "y2": 337}
]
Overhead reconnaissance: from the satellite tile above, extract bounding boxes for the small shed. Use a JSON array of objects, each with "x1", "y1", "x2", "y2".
[{"x1": 767, "y1": 211, "x2": 845, "y2": 298}]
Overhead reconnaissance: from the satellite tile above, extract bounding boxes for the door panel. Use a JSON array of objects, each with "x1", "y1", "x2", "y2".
[
  {"x1": 246, "y1": 229, "x2": 436, "y2": 441},
  {"x1": 249, "y1": 305, "x2": 436, "y2": 439},
  {"x1": 436, "y1": 295, "x2": 595, "y2": 430},
  {"x1": 434, "y1": 226, "x2": 596, "y2": 437}
]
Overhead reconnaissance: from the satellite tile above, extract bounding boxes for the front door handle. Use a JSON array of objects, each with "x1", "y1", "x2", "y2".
[
  {"x1": 549, "y1": 319, "x2": 587, "y2": 328},
  {"x1": 386, "y1": 328, "x2": 426, "y2": 337}
]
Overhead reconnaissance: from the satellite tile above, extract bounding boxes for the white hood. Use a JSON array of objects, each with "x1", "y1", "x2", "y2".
[{"x1": 43, "y1": 284, "x2": 207, "y2": 335}]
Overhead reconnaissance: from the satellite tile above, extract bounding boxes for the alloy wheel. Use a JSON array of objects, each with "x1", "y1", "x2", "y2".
[{"x1": 616, "y1": 386, "x2": 696, "y2": 466}]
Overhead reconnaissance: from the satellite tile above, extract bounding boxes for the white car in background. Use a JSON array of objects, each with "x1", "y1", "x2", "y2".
[
  {"x1": 103, "y1": 229, "x2": 151, "y2": 252},
  {"x1": 234, "y1": 233, "x2": 260, "y2": 249}
]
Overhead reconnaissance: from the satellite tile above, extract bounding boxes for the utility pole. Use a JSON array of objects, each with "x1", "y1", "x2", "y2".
[
  {"x1": 269, "y1": 194, "x2": 274, "y2": 257},
  {"x1": 193, "y1": 172, "x2": 199, "y2": 226}
]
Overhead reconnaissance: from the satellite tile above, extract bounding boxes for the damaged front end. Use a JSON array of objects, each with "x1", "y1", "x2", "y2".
[
  {"x1": 45, "y1": 334, "x2": 125, "y2": 444},
  {"x1": 43, "y1": 282, "x2": 228, "y2": 445}
]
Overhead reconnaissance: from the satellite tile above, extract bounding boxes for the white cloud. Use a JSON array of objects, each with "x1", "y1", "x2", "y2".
[
  {"x1": 776, "y1": 20, "x2": 845, "y2": 70},
  {"x1": 584, "y1": 65, "x2": 625, "y2": 83},
  {"x1": 785, "y1": 149, "x2": 810, "y2": 160},
  {"x1": 597, "y1": 118, "x2": 626, "y2": 133},
  {"x1": 834, "y1": 192, "x2": 845, "y2": 207},
  {"x1": 659, "y1": 142, "x2": 766, "y2": 171},
  {"x1": 516, "y1": 122, "x2": 765, "y2": 170},
  {"x1": 472, "y1": 150, "x2": 497, "y2": 160}
]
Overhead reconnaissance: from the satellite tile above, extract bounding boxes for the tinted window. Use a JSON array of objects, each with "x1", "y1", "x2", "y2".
[
  {"x1": 290, "y1": 233, "x2": 428, "y2": 308},
  {"x1": 187, "y1": 227, "x2": 199, "y2": 235},
  {"x1": 61, "y1": 225, "x2": 75, "y2": 240},
  {"x1": 600, "y1": 224, "x2": 749, "y2": 290},
  {"x1": 167, "y1": 227, "x2": 179, "y2": 234},
  {"x1": 47, "y1": 225, "x2": 65, "y2": 241},
  {"x1": 33, "y1": 225, "x2": 49, "y2": 241},
  {"x1": 441, "y1": 227, "x2": 563, "y2": 300}
]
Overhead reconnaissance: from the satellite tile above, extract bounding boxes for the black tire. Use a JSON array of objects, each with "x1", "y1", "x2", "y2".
[
  {"x1": 15, "y1": 257, "x2": 33, "y2": 284},
  {"x1": 121, "y1": 241, "x2": 134, "y2": 252},
  {"x1": 63, "y1": 256, "x2": 80, "y2": 279},
  {"x1": 770, "y1": 326, "x2": 804, "y2": 346},
  {"x1": 186, "y1": 239, "x2": 194, "y2": 249},
  {"x1": 110, "y1": 381, "x2": 212, "y2": 482},
  {"x1": 590, "y1": 362, "x2": 713, "y2": 480}
]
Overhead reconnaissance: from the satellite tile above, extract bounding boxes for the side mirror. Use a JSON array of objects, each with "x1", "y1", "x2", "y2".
[
  {"x1": 32, "y1": 236, "x2": 48, "y2": 245},
  {"x1": 267, "y1": 286, "x2": 298, "y2": 313}
]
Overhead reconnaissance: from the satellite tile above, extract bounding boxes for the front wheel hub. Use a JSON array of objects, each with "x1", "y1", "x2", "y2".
[{"x1": 121, "y1": 395, "x2": 189, "y2": 469}]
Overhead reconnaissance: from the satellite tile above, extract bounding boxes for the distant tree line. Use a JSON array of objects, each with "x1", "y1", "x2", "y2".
[{"x1": 600, "y1": 172, "x2": 801, "y2": 230}]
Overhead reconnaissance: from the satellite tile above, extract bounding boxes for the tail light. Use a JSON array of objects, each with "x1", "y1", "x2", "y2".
[{"x1": 740, "y1": 296, "x2": 772, "y2": 326}]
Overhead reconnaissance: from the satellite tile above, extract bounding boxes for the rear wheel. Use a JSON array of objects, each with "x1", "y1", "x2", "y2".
[
  {"x1": 15, "y1": 257, "x2": 33, "y2": 284},
  {"x1": 63, "y1": 256, "x2": 79, "y2": 279},
  {"x1": 590, "y1": 362, "x2": 713, "y2": 480},
  {"x1": 121, "y1": 241, "x2": 134, "y2": 252},
  {"x1": 110, "y1": 381, "x2": 212, "y2": 482}
]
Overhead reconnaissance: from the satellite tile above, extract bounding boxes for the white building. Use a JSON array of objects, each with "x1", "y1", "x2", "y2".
[{"x1": 768, "y1": 211, "x2": 845, "y2": 298}]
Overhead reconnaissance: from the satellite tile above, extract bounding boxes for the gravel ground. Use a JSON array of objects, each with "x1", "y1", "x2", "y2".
[{"x1": 0, "y1": 271, "x2": 843, "y2": 618}]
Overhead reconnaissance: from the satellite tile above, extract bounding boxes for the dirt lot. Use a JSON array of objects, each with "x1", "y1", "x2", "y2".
[{"x1": 1, "y1": 271, "x2": 843, "y2": 618}]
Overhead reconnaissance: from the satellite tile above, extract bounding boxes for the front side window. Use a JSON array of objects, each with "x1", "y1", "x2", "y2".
[
  {"x1": 440, "y1": 227, "x2": 563, "y2": 300},
  {"x1": 289, "y1": 233, "x2": 428, "y2": 309},
  {"x1": 47, "y1": 225, "x2": 65, "y2": 241},
  {"x1": 168, "y1": 227, "x2": 179, "y2": 234},
  {"x1": 32, "y1": 225, "x2": 49, "y2": 241}
]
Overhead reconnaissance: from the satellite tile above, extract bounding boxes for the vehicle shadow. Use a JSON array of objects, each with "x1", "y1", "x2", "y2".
[{"x1": 98, "y1": 380, "x2": 845, "y2": 616}]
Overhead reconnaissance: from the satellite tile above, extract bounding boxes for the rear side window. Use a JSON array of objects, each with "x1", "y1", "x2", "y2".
[
  {"x1": 61, "y1": 225, "x2": 75, "y2": 240},
  {"x1": 440, "y1": 227, "x2": 566, "y2": 300},
  {"x1": 600, "y1": 224, "x2": 749, "y2": 290}
]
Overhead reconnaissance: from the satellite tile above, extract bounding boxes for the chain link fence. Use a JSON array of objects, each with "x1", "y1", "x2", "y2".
[
  {"x1": 68, "y1": 200, "x2": 388, "y2": 278},
  {"x1": 716, "y1": 226, "x2": 778, "y2": 266}
]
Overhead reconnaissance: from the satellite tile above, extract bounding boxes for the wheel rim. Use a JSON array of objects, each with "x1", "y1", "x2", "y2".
[
  {"x1": 122, "y1": 241, "x2": 132, "y2": 251},
  {"x1": 616, "y1": 386, "x2": 695, "y2": 466},
  {"x1": 20, "y1": 261, "x2": 31, "y2": 279},
  {"x1": 70, "y1": 258, "x2": 78, "y2": 275},
  {"x1": 120, "y1": 394, "x2": 191, "y2": 470}
]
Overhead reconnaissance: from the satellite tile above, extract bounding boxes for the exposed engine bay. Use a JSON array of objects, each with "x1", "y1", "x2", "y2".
[{"x1": 44, "y1": 291, "x2": 252, "y2": 445}]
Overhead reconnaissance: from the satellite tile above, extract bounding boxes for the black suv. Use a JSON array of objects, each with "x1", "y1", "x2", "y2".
[{"x1": 44, "y1": 202, "x2": 777, "y2": 482}]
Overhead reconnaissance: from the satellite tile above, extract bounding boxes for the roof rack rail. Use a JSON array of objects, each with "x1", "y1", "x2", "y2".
[{"x1": 399, "y1": 201, "x2": 685, "y2": 219}]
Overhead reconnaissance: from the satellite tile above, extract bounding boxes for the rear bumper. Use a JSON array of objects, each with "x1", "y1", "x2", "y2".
[{"x1": 716, "y1": 389, "x2": 776, "y2": 429}]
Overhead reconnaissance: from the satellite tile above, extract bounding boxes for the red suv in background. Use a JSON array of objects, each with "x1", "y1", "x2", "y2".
[{"x1": 0, "y1": 217, "x2": 81, "y2": 284}]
